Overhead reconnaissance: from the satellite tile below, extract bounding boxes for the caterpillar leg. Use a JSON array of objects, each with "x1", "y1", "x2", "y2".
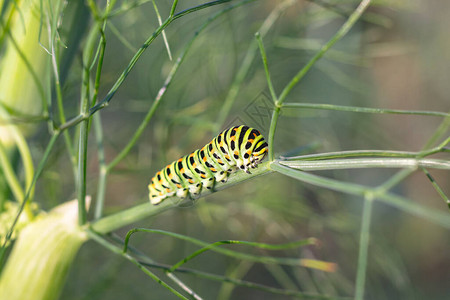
[
  {"x1": 176, "y1": 187, "x2": 189, "y2": 199},
  {"x1": 188, "y1": 182, "x2": 202, "y2": 196},
  {"x1": 149, "y1": 186, "x2": 171, "y2": 205},
  {"x1": 201, "y1": 177, "x2": 215, "y2": 190},
  {"x1": 149, "y1": 190, "x2": 164, "y2": 205}
]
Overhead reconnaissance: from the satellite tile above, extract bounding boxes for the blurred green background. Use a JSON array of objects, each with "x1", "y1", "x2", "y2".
[{"x1": 9, "y1": 0, "x2": 447, "y2": 299}]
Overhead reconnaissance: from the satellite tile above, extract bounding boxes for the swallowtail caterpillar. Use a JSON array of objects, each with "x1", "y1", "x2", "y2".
[{"x1": 149, "y1": 125, "x2": 268, "y2": 205}]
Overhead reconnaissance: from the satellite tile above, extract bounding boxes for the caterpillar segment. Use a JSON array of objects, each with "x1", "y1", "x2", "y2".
[
  {"x1": 149, "y1": 125, "x2": 268, "y2": 205},
  {"x1": 166, "y1": 161, "x2": 188, "y2": 198},
  {"x1": 180, "y1": 155, "x2": 203, "y2": 196},
  {"x1": 190, "y1": 149, "x2": 215, "y2": 190},
  {"x1": 204, "y1": 142, "x2": 229, "y2": 183}
]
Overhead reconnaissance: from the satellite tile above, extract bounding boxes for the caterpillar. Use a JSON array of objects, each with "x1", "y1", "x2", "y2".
[{"x1": 149, "y1": 125, "x2": 268, "y2": 205}]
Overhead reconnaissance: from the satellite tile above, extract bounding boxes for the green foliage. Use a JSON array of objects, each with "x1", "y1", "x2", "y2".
[{"x1": 0, "y1": 0, "x2": 449, "y2": 299}]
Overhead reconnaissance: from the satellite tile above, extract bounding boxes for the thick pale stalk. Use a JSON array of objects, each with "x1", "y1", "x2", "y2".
[
  {"x1": 0, "y1": 200, "x2": 88, "y2": 300},
  {"x1": 0, "y1": 0, "x2": 49, "y2": 146}
]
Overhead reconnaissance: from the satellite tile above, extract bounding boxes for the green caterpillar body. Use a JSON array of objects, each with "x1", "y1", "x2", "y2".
[{"x1": 149, "y1": 125, "x2": 268, "y2": 205}]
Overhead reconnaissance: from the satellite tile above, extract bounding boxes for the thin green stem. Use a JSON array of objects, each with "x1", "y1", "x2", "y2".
[
  {"x1": 58, "y1": 0, "x2": 238, "y2": 133},
  {"x1": 354, "y1": 196, "x2": 373, "y2": 300},
  {"x1": 313, "y1": 0, "x2": 391, "y2": 26},
  {"x1": 92, "y1": 161, "x2": 271, "y2": 233},
  {"x1": 375, "y1": 169, "x2": 414, "y2": 194},
  {"x1": 152, "y1": 0, "x2": 172, "y2": 60},
  {"x1": 267, "y1": 0, "x2": 371, "y2": 161},
  {"x1": 281, "y1": 148, "x2": 447, "y2": 161},
  {"x1": 0, "y1": 0, "x2": 18, "y2": 46},
  {"x1": 106, "y1": 0, "x2": 254, "y2": 172},
  {"x1": 142, "y1": 261, "x2": 350, "y2": 300},
  {"x1": 0, "y1": 140, "x2": 24, "y2": 203},
  {"x1": 263, "y1": 263, "x2": 299, "y2": 292},
  {"x1": 255, "y1": 32, "x2": 277, "y2": 102},
  {"x1": 217, "y1": 261, "x2": 254, "y2": 299},
  {"x1": 270, "y1": 161, "x2": 450, "y2": 229},
  {"x1": 77, "y1": 121, "x2": 89, "y2": 225},
  {"x1": 43, "y1": 25, "x2": 54, "y2": 134},
  {"x1": 91, "y1": 1, "x2": 117, "y2": 220},
  {"x1": 58, "y1": 114, "x2": 86, "y2": 131},
  {"x1": 172, "y1": 0, "x2": 231, "y2": 20},
  {"x1": 419, "y1": 137, "x2": 450, "y2": 158},
  {"x1": 106, "y1": 21, "x2": 135, "y2": 53},
  {"x1": 87, "y1": 17, "x2": 167, "y2": 113},
  {"x1": 77, "y1": 19, "x2": 108, "y2": 225},
  {"x1": 105, "y1": 45, "x2": 182, "y2": 171},
  {"x1": 421, "y1": 115, "x2": 450, "y2": 150},
  {"x1": 123, "y1": 228, "x2": 316, "y2": 267},
  {"x1": 276, "y1": 37, "x2": 369, "y2": 67},
  {"x1": 107, "y1": 0, "x2": 153, "y2": 18},
  {"x1": 282, "y1": 102, "x2": 450, "y2": 118},
  {"x1": 169, "y1": 0, "x2": 179, "y2": 17},
  {"x1": 215, "y1": 0, "x2": 292, "y2": 130},
  {"x1": 77, "y1": 52, "x2": 95, "y2": 226},
  {"x1": 167, "y1": 238, "x2": 316, "y2": 273},
  {"x1": 87, "y1": 230, "x2": 189, "y2": 300},
  {"x1": 93, "y1": 112, "x2": 107, "y2": 220},
  {"x1": 268, "y1": 107, "x2": 280, "y2": 161},
  {"x1": 106, "y1": 0, "x2": 120, "y2": 15},
  {"x1": 89, "y1": 0, "x2": 231, "y2": 117},
  {"x1": 279, "y1": 158, "x2": 450, "y2": 170},
  {"x1": 91, "y1": 29, "x2": 106, "y2": 107},
  {"x1": 0, "y1": 102, "x2": 49, "y2": 124},
  {"x1": 86, "y1": 0, "x2": 101, "y2": 20},
  {"x1": 277, "y1": 0, "x2": 371, "y2": 105},
  {"x1": 421, "y1": 167, "x2": 450, "y2": 210},
  {"x1": 166, "y1": 273, "x2": 202, "y2": 300},
  {"x1": 50, "y1": 18, "x2": 77, "y2": 176}
]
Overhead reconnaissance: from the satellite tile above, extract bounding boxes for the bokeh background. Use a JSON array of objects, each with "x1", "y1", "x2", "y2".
[{"x1": 16, "y1": 0, "x2": 448, "y2": 299}]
